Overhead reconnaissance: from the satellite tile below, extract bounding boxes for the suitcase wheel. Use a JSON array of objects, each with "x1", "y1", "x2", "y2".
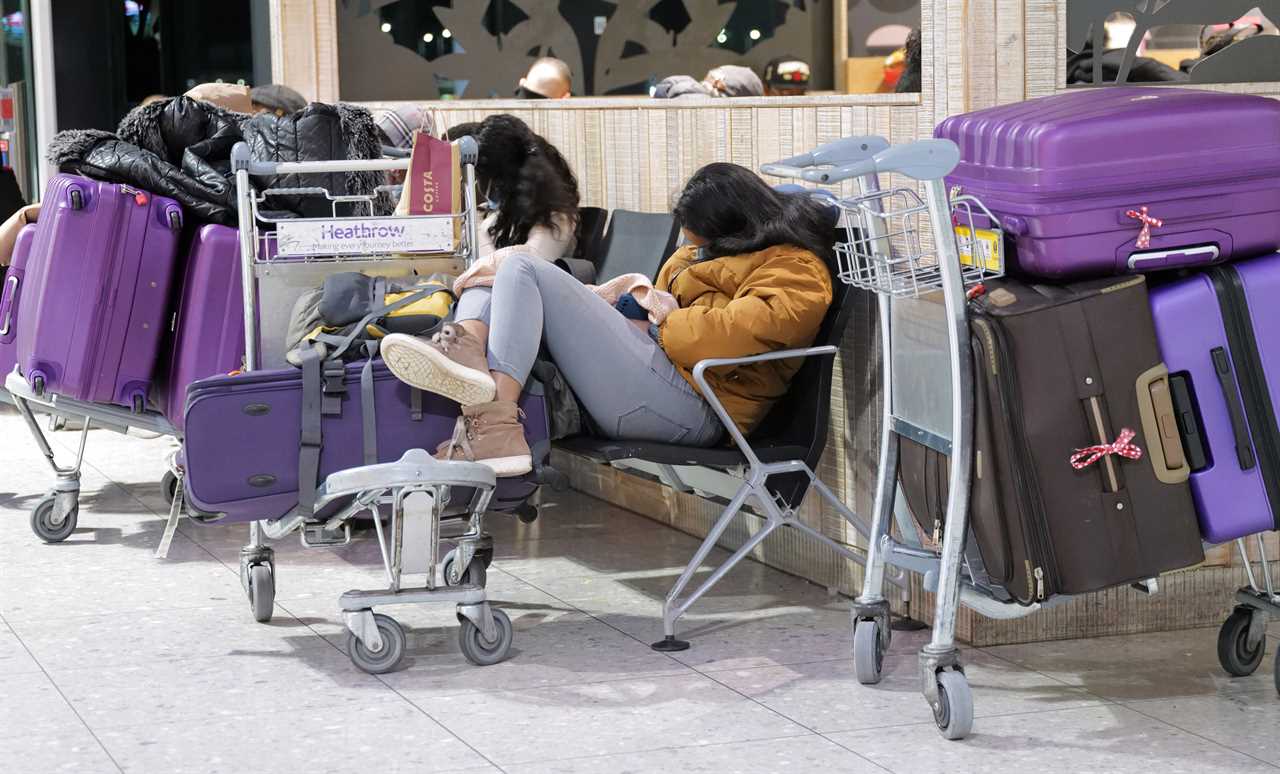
[
  {"x1": 30, "y1": 373, "x2": 44, "y2": 396},
  {"x1": 131, "y1": 394, "x2": 145, "y2": 414},
  {"x1": 167, "y1": 210, "x2": 182, "y2": 231},
  {"x1": 933, "y1": 670, "x2": 973, "y2": 741},
  {"x1": 68, "y1": 189, "x2": 84, "y2": 210}
]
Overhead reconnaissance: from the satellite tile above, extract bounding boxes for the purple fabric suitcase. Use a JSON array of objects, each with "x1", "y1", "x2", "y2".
[
  {"x1": 16, "y1": 174, "x2": 183, "y2": 409},
  {"x1": 0, "y1": 223, "x2": 37, "y2": 383},
  {"x1": 158, "y1": 224, "x2": 244, "y2": 431},
  {"x1": 936, "y1": 88, "x2": 1280, "y2": 279},
  {"x1": 181, "y1": 361, "x2": 547, "y2": 523},
  {"x1": 1149, "y1": 255, "x2": 1280, "y2": 543}
]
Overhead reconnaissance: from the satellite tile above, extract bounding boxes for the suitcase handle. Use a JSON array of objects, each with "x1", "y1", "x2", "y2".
[
  {"x1": 1135, "y1": 364, "x2": 1190, "y2": 485},
  {"x1": 0, "y1": 274, "x2": 17, "y2": 337},
  {"x1": 1211, "y1": 346, "x2": 1257, "y2": 471}
]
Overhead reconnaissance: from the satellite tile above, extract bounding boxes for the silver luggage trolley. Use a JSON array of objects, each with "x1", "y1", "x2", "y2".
[
  {"x1": 763, "y1": 137, "x2": 1058, "y2": 739},
  {"x1": 207, "y1": 137, "x2": 485, "y2": 634}
]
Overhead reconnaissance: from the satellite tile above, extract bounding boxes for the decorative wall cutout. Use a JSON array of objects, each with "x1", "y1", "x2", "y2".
[{"x1": 337, "y1": 0, "x2": 828, "y2": 100}]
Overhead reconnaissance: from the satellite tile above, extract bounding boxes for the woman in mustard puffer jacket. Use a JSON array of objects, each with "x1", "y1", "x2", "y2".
[{"x1": 380, "y1": 162, "x2": 836, "y2": 476}]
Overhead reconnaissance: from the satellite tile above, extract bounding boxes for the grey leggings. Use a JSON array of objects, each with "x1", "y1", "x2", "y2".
[{"x1": 453, "y1": 253, "x2": 723, "y2": 447}]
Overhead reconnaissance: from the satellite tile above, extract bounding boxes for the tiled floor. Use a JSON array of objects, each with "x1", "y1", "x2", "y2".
[{"x1": 2, "y1": 409, "x2": 1279, "y2": 774}]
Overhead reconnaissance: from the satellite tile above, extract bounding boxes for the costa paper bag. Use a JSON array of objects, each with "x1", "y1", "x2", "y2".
[{"x1": 396, "y1": 130, "x2": 462, "y2": 241}]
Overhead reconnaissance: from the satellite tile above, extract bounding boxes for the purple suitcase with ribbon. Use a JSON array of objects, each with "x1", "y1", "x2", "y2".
[
  {"x1": 16, "y1": 174, "x2": 183, "y2": 409},
  {"x1": 0, "y1": 223, "x2": 37, "y2": 383},
  {"x1": 181, "y1": 361, "x2": 549, "y2": 523},
  {"x1": 158, "y1": 224, "x2": 244, "y2": 431},
  {"x1": 1150, "y1": 254, "x2": 1280, "y2": 543},
  {"x1": 936, "y1": 88, "x2": 1280, "y2": 279}
]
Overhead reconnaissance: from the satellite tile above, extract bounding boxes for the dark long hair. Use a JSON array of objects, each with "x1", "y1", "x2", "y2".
[
  {"x1": 474, "y1": 114, "x2": 580, "y2": 248},
  {"x1": 673, "y1": 162, "x2": 836, "y2": 264}
]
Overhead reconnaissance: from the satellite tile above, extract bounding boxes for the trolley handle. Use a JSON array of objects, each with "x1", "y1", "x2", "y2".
[
  {"x1": 760, "y1": 135, "x2": 889, "y2": 181},
  {"x1": 230, "y1": 136, "x2": 479, "y2": 176},
  {"x1": 804, "y1": 139, "x2": 959, "y2": 184}
]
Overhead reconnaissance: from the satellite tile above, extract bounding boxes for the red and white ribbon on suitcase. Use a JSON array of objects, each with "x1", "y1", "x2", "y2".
[
  {"x1": 1070, "y1": 427, "x2": 1144, "y2": 470},
  {"x1": 1125, "y1": 206, "x2": 1162, "y2": 250}
]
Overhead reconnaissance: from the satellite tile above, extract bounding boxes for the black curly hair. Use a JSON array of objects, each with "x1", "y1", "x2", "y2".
[
  {"x1": 474, "y1": 114, "x2": 580, "y2": 248},
  {"x1": 673, "y1": 162, "x2": 836, "y2": 265}
]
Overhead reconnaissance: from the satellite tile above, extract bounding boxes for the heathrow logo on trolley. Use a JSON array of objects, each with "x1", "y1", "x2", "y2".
[{"x1": 275, "y1": 216, "x2": 454, "y2": 257}]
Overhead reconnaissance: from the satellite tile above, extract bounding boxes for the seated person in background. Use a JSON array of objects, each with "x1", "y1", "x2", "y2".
[
  {"x1": 373, "y1": 104, "x2": 433, "y2": 150},
  {"x1": 377, "y1": 163, "x2": 835, "y2": 476},
  {"x1": 654, "y1": 64, "x2": 764, "y2": 98},
  {"x1": 250, "y1": 84, "x2": 308, "y2": 116},
  {"x1": 763, "y1": 56, "x2": 811, "y2": 96},
  {"x1": 468, "y1": 114, "x2": 579, "y2": 261},
  {"x1": 516, "y1": 57, "x2": 573, "y2": 99}
]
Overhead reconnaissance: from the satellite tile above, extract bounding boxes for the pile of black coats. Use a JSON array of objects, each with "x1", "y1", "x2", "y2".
[{"x1": 47, "y1": 96, "x2": 387, "y2": 225}]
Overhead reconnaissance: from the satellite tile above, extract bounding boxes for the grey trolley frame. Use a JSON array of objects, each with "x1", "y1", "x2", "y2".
[
  {"x1": 763, "y1": 136, "x2": 1059, "y2": 740},
  {"x1": 219, "y1": 138, "x2": 485, "y2": 645}
]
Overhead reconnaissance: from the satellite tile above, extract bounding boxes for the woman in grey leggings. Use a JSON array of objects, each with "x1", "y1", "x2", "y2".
[{"x1": 380, "y1": 163, "x2": 836, "y2": 476}]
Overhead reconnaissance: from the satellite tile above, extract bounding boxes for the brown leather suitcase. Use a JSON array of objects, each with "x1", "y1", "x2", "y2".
[{"x1": 899, "y1": 276, "x2": 1204, "y2": 604}]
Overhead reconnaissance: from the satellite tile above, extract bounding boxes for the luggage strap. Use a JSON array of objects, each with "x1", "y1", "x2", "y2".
[
  {"x1": 298, "y1": 346, "x2": 325, "y2": 514},
  {"x1": 296, "y1": 284, "x2": 444, "y2": 514}
]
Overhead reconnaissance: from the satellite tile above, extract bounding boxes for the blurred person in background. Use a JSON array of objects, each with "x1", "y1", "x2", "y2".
[
  {"x1": 250, "y1": 84, "x2": 308, "y2": 116},
  {"x1": 516, "y1": 57, "x2": 573, "y2": 99}
]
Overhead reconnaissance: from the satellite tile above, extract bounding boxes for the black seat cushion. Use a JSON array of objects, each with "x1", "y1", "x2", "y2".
[
  {"x1": 558, "y1": 435, "x2": 807, "y2": 468},
  {"x1": 595, "y1": 210, "x2": 680, "y2": 283}
]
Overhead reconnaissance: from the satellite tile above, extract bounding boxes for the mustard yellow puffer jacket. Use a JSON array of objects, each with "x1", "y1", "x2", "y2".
[{"x1": 656, "y1": 243, "x2": 833, "y2": 434}]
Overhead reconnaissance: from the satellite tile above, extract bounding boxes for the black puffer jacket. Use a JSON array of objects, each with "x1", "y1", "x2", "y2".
[{"x1": 46, "y1": 97, "x2": 385, "y2": 225}]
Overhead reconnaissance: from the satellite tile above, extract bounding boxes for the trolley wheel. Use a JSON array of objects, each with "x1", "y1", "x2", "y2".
[
  {"x1": 347, "y1": 613, "x2": 406, "y2": 674},
  {"x1": 933, "y1": 670, "x2": 974, "y2": 741},
  {"x1": 30, "y1": 495, "x2": 77, "y2": 543},
  {"x1": 131, "y1": 394, "x2": 144, "y2": 414},
  {"x1": 1218, "y1": 607, "x2": 1266, "y2": 677},
  {"x1": 161, "y1": 471, "x2": 179, "y2": 504},
  {"x1": 459, "y1": 608, "x2": 513, "y2": 666},
  {"x1": 442, "y1": 550, "x2": 487, "y2": 587},
  {"x1": 248, "y1": 563, "x2": 275, "y2": 623},
  {"x1": 853, "y1": 620, "x2": 884, "y2": 685}
]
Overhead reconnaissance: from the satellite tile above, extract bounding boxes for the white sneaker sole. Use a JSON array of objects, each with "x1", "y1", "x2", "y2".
[
  {"x1": 477, "y1": 454, "x2": 533, "y2": 478},
  {"x1": 381, "y1": 334, "x2": 496, "y2": 406}
]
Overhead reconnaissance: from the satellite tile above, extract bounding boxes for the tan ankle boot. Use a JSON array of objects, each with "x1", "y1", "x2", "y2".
[
  {"x1": 381, "y1": 325, "x2": 496, "y2": 406},
  {"x1": 436, "y1": 400, "x2": 532, "y2": 477}
]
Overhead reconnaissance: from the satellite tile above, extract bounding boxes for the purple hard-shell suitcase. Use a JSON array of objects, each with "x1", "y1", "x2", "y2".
[
  {"x1": 181, "y1": 361, "x2": 548, "y2": 523},
  {"x1": 936, "y1": 88, "x2": 1280, "y2": 279},
  {"x1": 158, "y1": 224, "x2": 244, "y2": 431},
  {"x1": 1149, "y1": 254, "x2": 1280, "y2": 543},
  {"x1": 0, "y1": 223, "x2": 37, "y2": 383},
  {"x1": 16, "y1": 174, "x2": 183, "y2": 409}
]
